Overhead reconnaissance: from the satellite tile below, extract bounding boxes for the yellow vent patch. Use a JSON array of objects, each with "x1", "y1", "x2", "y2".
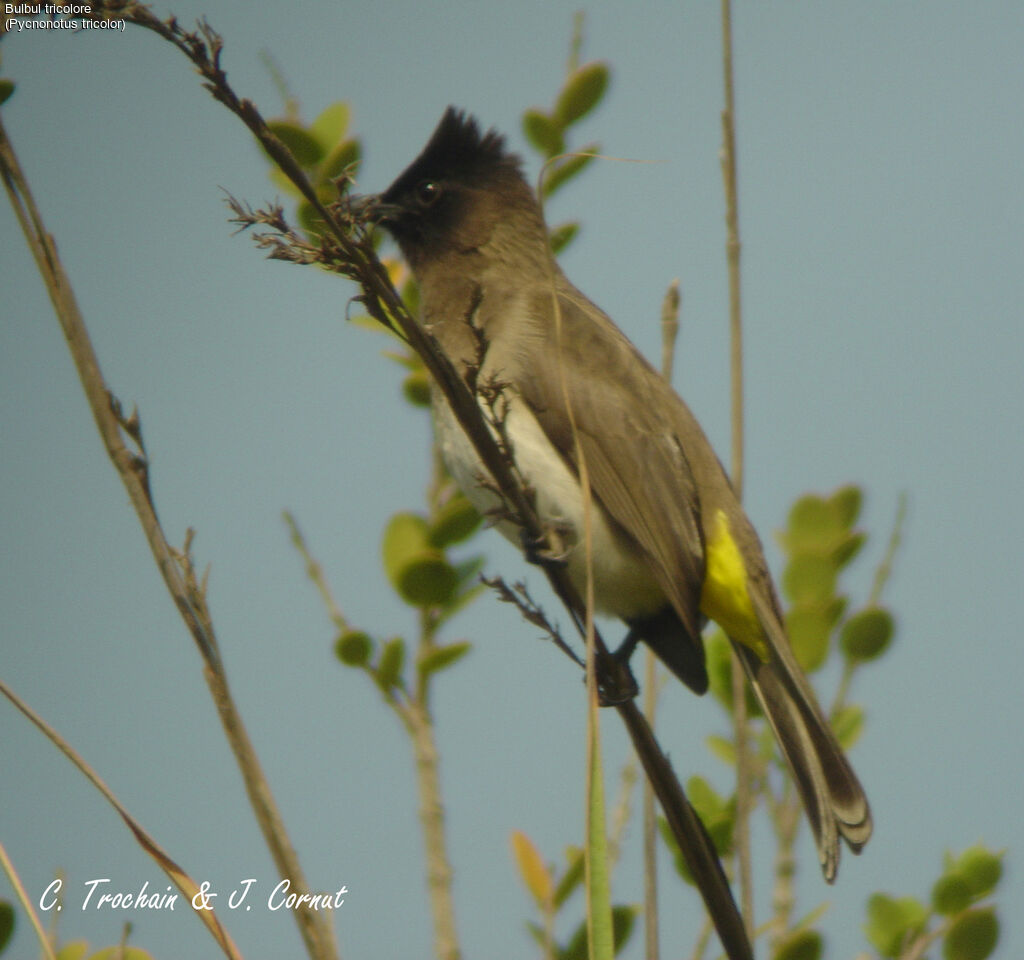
[{"x1": 699, "y1": 509, "x2": 770, "y2": 661}]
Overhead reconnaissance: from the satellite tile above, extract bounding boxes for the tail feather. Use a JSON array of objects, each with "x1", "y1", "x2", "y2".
[{"x1": 739, "y1": 591, "x2": 873, "y2": 881}]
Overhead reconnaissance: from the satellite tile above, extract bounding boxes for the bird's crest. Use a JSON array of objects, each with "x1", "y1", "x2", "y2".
[{"x1": 382, "y1": 107, "x2": 521, "y2": 200}]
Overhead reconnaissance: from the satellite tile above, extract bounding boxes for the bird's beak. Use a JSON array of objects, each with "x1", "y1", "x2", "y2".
[{"x1": 347, "y1": 193, "x2": 401, "y2": 227}]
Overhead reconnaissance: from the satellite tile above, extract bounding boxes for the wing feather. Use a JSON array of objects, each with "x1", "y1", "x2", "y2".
[{"x1": 514, "y1": 287, "x2": 706, "y2": 638}]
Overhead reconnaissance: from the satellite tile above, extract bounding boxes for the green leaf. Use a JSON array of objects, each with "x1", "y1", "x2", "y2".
[
  {"x1": 686, "y1": 775, "x2": 734, "y2": 854},
  {"x1": 772, "y1": 929, "x2": 823, "y2": 960},
  {"x1": 559, "y1": 906, "x2": 635, "y2": 960},
  {"x1": 782, "y1": 553, "x2": 837, "y2": 606},
  {"x1": 705, "y1": 628, "x2": 734, "y2": 709},
  {"x1": 864, "y1": 893, "x2": 927, "y2": 958},
  {"x1": 786, "y1": 603, "x2": 832, "y2": 672},
  {"x1": 542, "y1": 146, "x2": 599, "y2": 197},
  {"x1": 785, "y1": 495, "x2": 839, "y2": 552},
  {"x1": 829, "y1": 484, "x2": 863, "y2": 528},
  {"x1": 0, "y1": 79, "x2": 15, "y2": 106},
  {"x1": 510, "y1": 830, "x2": 553, "y2": 908},
  {"x1": 268, "y1": 165, "x2": 304, "y2": 198},
  {"x1": 429, "y1": 493, "x2": 482, "y2": 547},
  {"x1": 826, "y1": 594, "x2": 849, "y2": 626},
  {"x1": 437, "y1": 583, "x2": 485, "y2": 626},
  {"x1": 418, "y1": 641, "x2": 471, "y2": 678},
  {"x1": 0, "y1": 901, "x2": 13, "y2": 953},
  {"x1": 953, "y1": 846, "x2": 1003, "y2": 897},
  {"x1": 382, "y1": 349, "x2": 423, "y2": 372},
  {"x1": 658, "y1": 816, "x2": 692, "y2": 884},
  {"x1": 561, "y1": 918, "x2": 588, "y2": 960},
  {"x1": 310, "y1": 101, "x2": 351, "y2": 151},
  {"x1": 686, "y1": 775, "x2": 721, "y2": 815},
  {"x1": 297, "y1": 199, "x2": 327, "y2": 236},
  {"x1": 609, "y1": 904, "x2": 636, "y2": 957},
  {"x1": 831, "y1": 704, "x2": 865, "y2": 749},
  {"x1": 931, "y1": 872, "x2": 973, "y2": 915},
  {"x1": 399, "y1": 555, "x2": 458, "y2": 607},
  {"x1": 553, "y1": 847, "x2": 585, "y2": 908},
  {"x1": 88, "y1": 948, "x2": 155, "y2": 960},
  {"x1": 384, "y1": 512, "x2": 457, "y2": 605},
  {"x1": 453, "y1": 554, "x2": 486, "y2": 587},
  {"x1": 583, "y1": 694, "x2": 614, "y2": 960},
  {"x1": 376, "y1": 637, "x2": 406, "y2": 690},
  {"x1": 831, "y1": 530, "x2": 866, "y2": 568},
  {"x1": 522, "y1": 108, "x2": 564, "y2": 158},
  {"x1": 402, "y1": 370, "x2": 432, "y2": 407},
  {"x1": 266, "y1": 120, "x2": 325, "y2": 166},
  {"x1": 321, "y1": 137, "x2": 362, "y2": 182},
  {"x1": 524, "y1": 920, "x2": 547, "y2": 949},
  {"x1": 401, "y1": 276, "x2": 420, "y2": 315},
  {"x1": 549, "y1": 221, "x2": 580, "y2": 254},
  {"x1": 554, "y1": 62, "x2": 610, "y2": 126},
  {"x1": 383, "y1": 512, "x2": 431, "y2": 568},
  {"x1": 706, "y1": 733, "x2": 736, "y2": 766},
  {"x1": 55, "y1": 942, "x2": 89, "y2": 960},
  {"x1": 705, "y1": 629, "x2": 759, "y2": 715},
  {"x1": 943, "y1": 908, "x2": 998, "y2": 960},
  {"x1": 335, "y1": 630, "x2": 373, "y2": 666},
  {"x1": 840, "y1": 607, "x2": 893, "y2": 662},
  {"x1": 348, "y1": 314, "x2": 389, "y2": 334}
]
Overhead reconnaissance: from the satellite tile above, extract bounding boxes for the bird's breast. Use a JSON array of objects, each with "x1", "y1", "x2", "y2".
[{"x1": 432, "y1": 390, "x2": 666, "y2": 619}]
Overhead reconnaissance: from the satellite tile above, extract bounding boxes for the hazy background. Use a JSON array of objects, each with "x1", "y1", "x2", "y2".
[{"x1": 2, "y1": 2, "x2": 1022, "y2": 957}]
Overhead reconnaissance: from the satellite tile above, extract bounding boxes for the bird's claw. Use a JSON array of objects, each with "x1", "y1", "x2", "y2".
[{"x1": 520, "y1": 524, "x2": 571, "y2": 568}]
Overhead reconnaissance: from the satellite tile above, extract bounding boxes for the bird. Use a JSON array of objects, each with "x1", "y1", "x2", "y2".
[{"x1": 361, "y1": 106, "x2": 871, "y2": 881}]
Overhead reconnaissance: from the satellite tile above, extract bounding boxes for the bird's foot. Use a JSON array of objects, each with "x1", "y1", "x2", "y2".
[
  {"x1": 596, "y1": 663, "x2": 639, "y2": 706},
  {"x1": 519, "y1": 522, "x2": 572, "y2": 568},
  {"x1": 594, "y1": 627, "x2": 642, "y2": 705}
]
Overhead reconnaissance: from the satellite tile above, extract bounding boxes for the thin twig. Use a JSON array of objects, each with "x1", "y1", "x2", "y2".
[
  {"x1": 719, "y1": 0, "x2": 753, "y2": 936},
  {"x1": 641, "y1": 651, "x2": 661, "y2": 960},
  {"x1": 831, "y1": 493, "x2": 906, "y2": 716},
  {"x1": 720, "y1": 0, "x2": 744, "y2": 497},
  {"x1": 287, "y1": 506, "x2": 460, "y2": 960},
  {"x1": 284, "y1": 511, "x2": 347, "y2": 631},
  {"x1": 642, "y1": 278, "x2": 681, "y2": 960},
  {"x1": 689, "y1": 916, "x2": 714, "y2": 960},
  {"x1": 768, "y1": 779, "x2": 800, "y2": 944},
  {"x1": 608, "y1": 757, "x2": 637, "y2": 868},
  {"x1": 0, "y1": 680, "x2": 242, "y2": 960},
  {"x1": 870, "y1": 492, "x2": 907, "y2": 606},
  {"x1": 0, "y1": 841, "x2": 58, "y2": 960},
  {"x1": 0, "y1": 91, "x2": 337, "y2": 960},
  {"x1": 405, "y1": 701, "x2": 461, "y2": 960},
  {"x1": 900, "y1": 913, "x2": 958, "y2": 960},
  {"x1": 660, "y1": 279, "x2": 681, "y2": 384}
]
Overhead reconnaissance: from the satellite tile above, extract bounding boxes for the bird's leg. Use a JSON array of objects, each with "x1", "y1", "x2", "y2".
[
  {"x1": 580, "y1": 626, "x2": 644, "y2": 706},
  {"x1": 518, "y1": 522, "x2": 639, "y2": 704},
  {"x1": 595, "y1": 629, "x2": 642, "y2": 705},
  {"x1": 611, "y1": 624, "x2": 644, "y2": 669},
  {"x1": 519, "y1": 520, "x2": 572, "y2": 568}
]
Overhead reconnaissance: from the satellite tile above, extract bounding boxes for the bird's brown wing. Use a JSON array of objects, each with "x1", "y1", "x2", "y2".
[
  {"x1": 515, "y1": 284, "x2": 873, "y2": 880},
  {"x1": 513, "y1": 286, "x2": 707, "y2": 641}
]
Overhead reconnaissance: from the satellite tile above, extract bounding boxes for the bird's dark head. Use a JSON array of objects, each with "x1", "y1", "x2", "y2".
[{"x1": 362, "y1": 107, "x2": 543, "y2": 272}]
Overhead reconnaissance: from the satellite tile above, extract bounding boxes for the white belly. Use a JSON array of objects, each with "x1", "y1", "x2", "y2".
[{"x1": 433, "y1": 393, "x2": 666, "y2": 619}]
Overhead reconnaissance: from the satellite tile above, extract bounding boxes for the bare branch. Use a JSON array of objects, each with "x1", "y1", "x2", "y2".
[{"x1": 0, "y1": 84, "x2": 338, "y2": 960}]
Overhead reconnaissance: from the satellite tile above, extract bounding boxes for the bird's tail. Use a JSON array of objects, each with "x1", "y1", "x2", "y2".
[{"x1": 735, "y1": 592, "x2": 873, "y2": 882}]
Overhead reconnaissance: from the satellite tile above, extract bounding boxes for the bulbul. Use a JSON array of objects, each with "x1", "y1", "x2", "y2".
[{"x1": 365, "y1": 107, "x2": 871, "y2": 880}]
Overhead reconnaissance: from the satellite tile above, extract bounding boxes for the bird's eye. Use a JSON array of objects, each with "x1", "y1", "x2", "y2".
[{"x1": 415, "y1": 180, "x2": 442, "y2": 207}]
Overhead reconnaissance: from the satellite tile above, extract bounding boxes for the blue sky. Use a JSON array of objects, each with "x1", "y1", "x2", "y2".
[{"x1": 2, "y1": 2, "x2": 1022, "y2": 958}]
